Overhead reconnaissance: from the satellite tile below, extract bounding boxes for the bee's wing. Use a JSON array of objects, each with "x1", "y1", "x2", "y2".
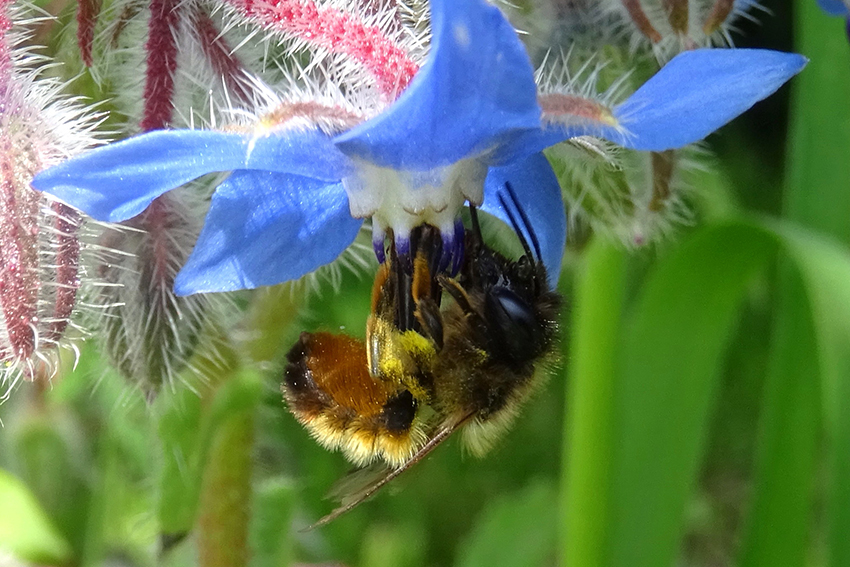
[{"x1": 307, "y1": 418, "x2": 467, "y2": 529}]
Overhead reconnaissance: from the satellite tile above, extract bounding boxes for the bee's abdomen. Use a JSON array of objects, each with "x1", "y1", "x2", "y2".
[{"x1": 282, "y1": 332, "x2": 425, "y2": 467}]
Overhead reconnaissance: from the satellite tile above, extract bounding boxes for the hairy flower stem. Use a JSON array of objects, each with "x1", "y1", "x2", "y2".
[
  {"x1": 197, "y1": 403, "x2": 255, "y2": 567},
  {"x1": 621, "y1": 0, "x2": 662, "y2": 42},
  {"x1": 0, "y1": 137, "x2": 39, "y2": 364},
  {"x1": 44, "y1": 202, "x2": 82, "y2": 344},
  {"x1": 192, "y1": 8, "x2": 253, "y2": 106},
  {"x1": 76, "y1": 0, "x2": 102, "y2": 66},
  {"x1": 224, "y1": 0, "x2": 419, "y2": 98},
  {"x1": 139, "y1": 0, "x2": 179, "y2": 305},
  {"x1": 141, "y1": 0, "x2": 180, "y2": 131}
]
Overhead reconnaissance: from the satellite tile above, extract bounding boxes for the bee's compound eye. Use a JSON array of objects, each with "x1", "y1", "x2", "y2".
[
  {"x1": 485, "y1": 287, "x2": 539, "y2": 363},
  {"x1": 381, "y1": 390, "x2": 418, "y2": 432}
]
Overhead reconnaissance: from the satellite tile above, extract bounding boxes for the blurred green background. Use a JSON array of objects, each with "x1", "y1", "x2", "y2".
[{"x1": 3, "y1": 0, "x2": 850, "y2": 566}]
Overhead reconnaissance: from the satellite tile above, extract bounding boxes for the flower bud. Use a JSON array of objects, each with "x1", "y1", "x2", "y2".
[
  {"x1": 1, "y1": 1, "x2": 100, "y2": 387},
  {"x1": 547, "y1": 139, "x2": 703, "y2": 247},
  {"x1": 608, "y1": 0, "x2": 757, "y2": 58},
  {"x1": 92, "y1": 192, "x2": 220, "y2": 398}
]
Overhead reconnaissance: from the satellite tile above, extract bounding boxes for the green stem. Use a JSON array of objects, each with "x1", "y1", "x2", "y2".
[
  {"x1": 561, "y1": 237, "x2": 627, "y2": 567},
  {"x1": 197, "y1": 405, "x2": 255, "y2": 567}
]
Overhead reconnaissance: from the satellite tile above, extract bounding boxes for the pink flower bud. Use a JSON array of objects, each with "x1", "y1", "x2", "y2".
[{"x1": 1, "y1": 0, "x2": 100, "y2": 386}]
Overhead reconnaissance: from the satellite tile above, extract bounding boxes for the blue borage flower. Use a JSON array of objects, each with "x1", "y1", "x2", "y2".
[
  {"x1": 818, "y1": 0, "x2": 850, "y2": 16},
  {"x1": 816, "y1": 0, "x2": 850, "y2": 41},
  {"x1": 32, "y1": 0, "x2": 806, "y2": 295}
]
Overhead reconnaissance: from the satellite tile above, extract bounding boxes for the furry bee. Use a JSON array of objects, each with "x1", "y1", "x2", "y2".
[
  {"x1": 283, "y1": 225, "x2": 446, "y2": 466},
  {"x1": 283, "y1": 183, "x2": 562, "y2": 526}
]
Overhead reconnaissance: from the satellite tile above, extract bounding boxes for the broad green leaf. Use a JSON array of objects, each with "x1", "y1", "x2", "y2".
[
  {"x1": 0, "y1": 469, "x2": 73, "y2": 564},
  {"x1": 739, "y1": 266, "x2": 820, "y2": 567},
  {"x1": 157, "y1": 385, "x2": 206, "y2": 536},
  {"x1": 741, "y1": 223, "x2": 850, "y2": 567},
  {"x1": 566, "y1": 218, "x2": 850, "y2": 567},
  {"x1": 561, "y1": 238, "x2": 627, "y2": 567},
  {"x1": 786, "y1": 0, "x2": 850, "y2": 242},
  {"x1": 605, "y1": 222, "x2": 776, "y2": 567},
  {"x1": 772, "y1": 226, "x2": 850, "y2": 567},
  {"x1": 10, "y1": 413, "x2": 92, "y2": 559},
  {"x1": 360, "y1": 522, "x2": 427, "y2": 567},
  {"x1": 751, "y1": 0, "x2": 850, "y2": 564},
  {"x1": 456, "y1": 480, "x2": 558, "y2": 567}
]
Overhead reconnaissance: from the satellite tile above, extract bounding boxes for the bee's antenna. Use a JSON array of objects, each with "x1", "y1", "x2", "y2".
[
  {"x1": 469, "y1": 204, "x2": 483, "y2": 246},
  {"x1": 502, "y1": 182, "x2": 542, "y2": 262},
  {"x1": 497, "y1": 189, "x2": 536, "y2": 261}
]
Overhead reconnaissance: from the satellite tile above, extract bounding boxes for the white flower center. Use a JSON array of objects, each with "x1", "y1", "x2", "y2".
[{"x1": 343, "y1": 158, "x2": 487, "y2": 236}]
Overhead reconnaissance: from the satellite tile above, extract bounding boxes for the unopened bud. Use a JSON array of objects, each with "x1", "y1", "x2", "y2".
[
  {"x1": 548, "y1": 140, "x2": 703, "y2": 247},
  {"x1": 610, "y1": 0, "x2": 755, "y2": 57},
  {"x1": 93, "y1": 193, "x2": 219, "y2": 398},
  {"x1": 1, "y1": 5, "x2": 100, "y2": 386}
]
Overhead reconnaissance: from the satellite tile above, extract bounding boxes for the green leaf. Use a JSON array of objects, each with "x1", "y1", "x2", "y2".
[
  {"x1": 249, "y1": 479, "x2": 296, "y2": 567},
  {"x1": 0, "y1": 469, "x2": 73, "y2": 564},
  {"x1": 605, "y1": 222, "x2": 777, "y2": 567},
  {"x1": 739, "y1": 265, "x2": 820, "y2": 567},
  {"x1": 787, "y1": 0, "x2": 850, "y2": 241},
  {"x1": 456, "y1": 480, "x2": 558, "y2": 567},
  {"x1": 564, "y1": 218, "x2": 850, "y2": 567},
  {"x1": 157, "y1": 369, "x2": 263, "y2": 537},
  {"x1": 756, "y1": 224, "x2": 850, "y2": 567}
]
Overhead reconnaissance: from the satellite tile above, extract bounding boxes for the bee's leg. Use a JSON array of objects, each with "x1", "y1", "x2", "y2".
[
  {"x1": 411, "y1": 253, "x2": 432, "y2": 304},
  {"x1": 436, "y1": 274, "x2": 475, "y2": 316},
  {"x1": 414, "y1": 296, "x2": 444, "y2": 350},
  {"x1": 437, "y1": 275, "x2": 492, "y2": 340}
]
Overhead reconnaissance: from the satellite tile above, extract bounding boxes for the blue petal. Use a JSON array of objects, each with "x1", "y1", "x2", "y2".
[
  {"x1": 818, "y1": 0, "x2": 849, "y2": 16},
  {"x1": 174, "y1": 170, "x2": 363, "y2": 294},
  {"x1": 334, "y1": 0, "x2": 540, "y2": 170},
  {"x1": 32, "y1": 129, "x2": 353, "y2": 222},
  {"x1": 482, "y1": 153, "x2": 566, "y2": 287},
  {"x1": 611, "y1": 48, "x2": 807, "y2": 151},
  {"x1": 491, "y1": 48, "x2": 807, "y2": 159}
]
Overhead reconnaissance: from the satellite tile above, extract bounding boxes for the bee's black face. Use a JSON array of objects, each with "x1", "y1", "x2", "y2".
[{"x1": 484, "y1": 285, "x2": 542, "y2": 366}]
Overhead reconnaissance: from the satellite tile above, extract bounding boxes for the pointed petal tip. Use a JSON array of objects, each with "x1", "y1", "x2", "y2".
[{"x1": 611, "y1": 48, "x2": 809, "y2": 152}]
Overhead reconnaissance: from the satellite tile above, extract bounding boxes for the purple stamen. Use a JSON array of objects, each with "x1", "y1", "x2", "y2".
[
  {"x1": 395, "y1": 234, "x2": 412, "y2": 273},
  {"x1": 372, "y1": 231, "x2": 386, "y2": 264},
  {"x1": 439, "y1": 230, "x2": 454, "y2": 273}
]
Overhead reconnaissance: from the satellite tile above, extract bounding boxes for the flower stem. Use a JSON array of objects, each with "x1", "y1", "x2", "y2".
[
  {"x1": 197, "y1": 399, "x2": 255, "y2": 567},
  {"x1": 224, "y1": 0, "x2": 418, "y2": 98},
  {"x1": 192, "y1": 7, "x2": 253, "y2": 106},
  {"x1": 141, "y1": 0, "x2": 181, "y2": 130},
  {"x1": 561, "y1": 237, "x2": 627, "y2": 567},
  {"x1": 76, "y1": 0, "x2": 102, "y2": 66}
]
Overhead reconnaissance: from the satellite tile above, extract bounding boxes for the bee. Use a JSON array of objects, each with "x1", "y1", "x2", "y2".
[
  {"x1": 427, "y1": 200, "x2": 561, "y2": 458},
  {"x1": 283, "y1": 182, "x2": 562, "y2": 527},
  {"x1": 282, "y1": 227, "x2": 443, "y2": 467}
]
